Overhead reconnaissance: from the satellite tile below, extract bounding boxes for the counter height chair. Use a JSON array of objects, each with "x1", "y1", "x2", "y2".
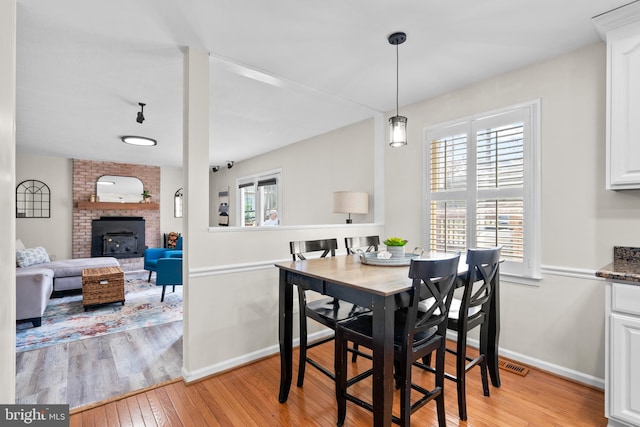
[
  {"x1": 334, "y1": 254, "x2": 460, "y2": 427},
  {"x1": 418, "y1": 246, "x2": 502, "y2": 421},
  {"x1": 344, "y1": 235, "x2": 380, "y2": 254},
  {"x1": 290, "y1": 238, "x2": 370, "y2": 387}
]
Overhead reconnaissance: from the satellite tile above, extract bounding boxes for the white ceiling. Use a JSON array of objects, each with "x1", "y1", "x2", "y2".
[{"x1": 15, "y1": 0, "x2": 628, "y2": 168}]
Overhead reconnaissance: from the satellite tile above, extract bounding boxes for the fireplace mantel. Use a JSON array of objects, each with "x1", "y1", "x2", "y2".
[{"x1": 77, "y1": 201, "x2": 159, "y2": 210}]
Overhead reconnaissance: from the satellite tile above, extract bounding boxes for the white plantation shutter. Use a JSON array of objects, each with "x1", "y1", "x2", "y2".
[{"x1": 425, "y1": 102, "x2": 540, "y2": 278}]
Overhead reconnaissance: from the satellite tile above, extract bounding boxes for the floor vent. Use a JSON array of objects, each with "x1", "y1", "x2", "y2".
[{"x1": 498, "y1": 359, "x2": 529, "y2": 377}]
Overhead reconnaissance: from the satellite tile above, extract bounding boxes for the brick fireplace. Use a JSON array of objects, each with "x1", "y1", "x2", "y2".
[{"x1": 73, "y1": 159, "x2": 160, "y2": 271}]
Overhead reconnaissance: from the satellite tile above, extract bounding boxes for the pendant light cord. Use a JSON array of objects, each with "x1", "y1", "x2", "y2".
[{"x1": 395, "y1": 43, "x2": 399, "y2": 117}]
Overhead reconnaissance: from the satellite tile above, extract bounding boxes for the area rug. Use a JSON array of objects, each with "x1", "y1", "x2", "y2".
[{"x1": 16, "y1": 273, "x2": 182, "y2": 352}]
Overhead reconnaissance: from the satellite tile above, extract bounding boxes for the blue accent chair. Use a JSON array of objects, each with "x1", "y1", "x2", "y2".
[
  {"x1": 144, "y1": 236, "x2": 182, "y2": 282},
  {"x1": 155, "y1": 257, "x2": 183, "y2": 302}
]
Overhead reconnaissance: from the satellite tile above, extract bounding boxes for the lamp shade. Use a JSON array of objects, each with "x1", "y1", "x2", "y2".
[{"x1": 333, "y1": 191, "x2": 369, "y2": 219}]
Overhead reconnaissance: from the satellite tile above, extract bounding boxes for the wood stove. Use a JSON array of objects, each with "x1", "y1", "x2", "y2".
[{"x1": 91, "y1": 217, "x2": 145, "y2": 258}]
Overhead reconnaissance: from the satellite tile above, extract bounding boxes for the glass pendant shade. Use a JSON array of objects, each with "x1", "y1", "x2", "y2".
[{"x1": 389, "y1": 115, "x2": 407, "y2": 147}]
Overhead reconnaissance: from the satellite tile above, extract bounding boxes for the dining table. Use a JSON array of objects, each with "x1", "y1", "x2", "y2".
[{"x1": 276, "y1": 253, "x2": 501, "y2": 427}]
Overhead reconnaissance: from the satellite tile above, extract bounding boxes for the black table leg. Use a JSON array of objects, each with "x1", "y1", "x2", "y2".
[
  {"x1": 278, "y1": 269, "x2": 293, "y2": 403},
  {"x1": 370, "y1": 295, "x2": 394, "y2": 426}
]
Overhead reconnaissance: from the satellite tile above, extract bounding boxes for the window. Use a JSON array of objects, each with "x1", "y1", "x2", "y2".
[
  {"x1": 424, "y1": 101, "x2": 540, "y2": 278},
  {"x1": 237, "y1": 170, "x2": 281, "y2": 227}
]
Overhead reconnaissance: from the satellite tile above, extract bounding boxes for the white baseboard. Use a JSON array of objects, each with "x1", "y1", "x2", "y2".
[
  {"x1": 181, "y1": 329, "x2": 333, "y2": 383},
  {"x1": 458, "y1": 332, "x2": 604, "y2": 390},
  {"x1": 182, "y1": 329, "x2": 604, "y2": 390}
]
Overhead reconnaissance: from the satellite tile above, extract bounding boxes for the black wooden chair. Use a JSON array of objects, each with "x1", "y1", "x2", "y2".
[
  {"x1": 290, "y1": 238, "x2": 370, "y2": 387},
  {"x1": 344, "y1": 235, "x2": 380, "y2": 254},
  {"x1": 418, "y1": 246, "x2": 501, "y2": 421},
  {"x1": 334, "y1": 254, "x2": 460, "y2": 427}
]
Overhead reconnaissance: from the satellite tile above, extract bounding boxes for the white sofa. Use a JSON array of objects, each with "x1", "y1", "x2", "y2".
[
  {"x1": 19, "y1": 257, "x2": 121, "y2": 292},
  {"x1": 16, "y1": 268, "x2": 54, "y2": 327}
]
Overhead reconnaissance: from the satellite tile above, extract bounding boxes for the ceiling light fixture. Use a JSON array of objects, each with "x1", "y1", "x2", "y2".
[
  {"x1": 136, "y1": 102, "x2": 146, "y2": 124},
  {"x1": 211, "y1": 166, "x2": 220, "y2": 173},
  {"x1": 121, "y1": 136, "x2": 157, "y2": 146},
  {"x1": 388, "y1": 32, "x2": 407, "y2": 148},
  {"x1": 227, "y1": 161, "x2": 234, "y2": 169}
]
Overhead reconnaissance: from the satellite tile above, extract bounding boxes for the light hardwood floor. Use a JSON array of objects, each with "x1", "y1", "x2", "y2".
[
  {"x1": 16, "y1": 320, "x2": 183, "y2": 409},
  {"x1": 70, "y1": 341, "x2": 607, "y2": 426}
]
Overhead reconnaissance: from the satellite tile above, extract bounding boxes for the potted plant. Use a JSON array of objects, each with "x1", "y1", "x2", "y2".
[
  {"x1": 384, "y1": 236, "x2": 408, "y2": 258},
  {"x1": 141, "y1": 189, "x2": 151, "y2": 203}
]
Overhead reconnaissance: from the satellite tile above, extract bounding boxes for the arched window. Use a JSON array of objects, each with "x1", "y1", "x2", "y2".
[
  {"x1": 174, "y1": 188, "x2": 184, "y2": 218},
  {"x1": 16, "y1": 179, "x2": 51, "y2": 218}
]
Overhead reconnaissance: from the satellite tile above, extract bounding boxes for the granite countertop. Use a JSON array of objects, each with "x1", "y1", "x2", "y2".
[{"x1": 596, "y1": 246, "x2": 640, "y2": 283}]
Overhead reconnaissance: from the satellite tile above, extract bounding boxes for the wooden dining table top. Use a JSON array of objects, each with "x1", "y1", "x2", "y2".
[{"x1": 275, "y1": 252, "x2": 465, "y2": 297}]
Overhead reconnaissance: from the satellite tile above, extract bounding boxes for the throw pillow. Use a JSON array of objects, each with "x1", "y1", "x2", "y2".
[{"x1": 16, "y1": 246, "x2": 51, "y2": 268}]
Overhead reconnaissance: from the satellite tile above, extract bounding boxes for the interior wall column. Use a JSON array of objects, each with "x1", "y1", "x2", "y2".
[
  {"x1": 182, "y1": 46, "x2": 210, "y2": 373},
  {"x1": 0, "y1": 0, "x2": 17, "y2": 403}
]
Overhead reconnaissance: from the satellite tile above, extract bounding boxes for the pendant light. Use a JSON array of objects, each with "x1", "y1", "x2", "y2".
[{"x1": 388, "y1": 32, "x2": 407, "y2": 148}]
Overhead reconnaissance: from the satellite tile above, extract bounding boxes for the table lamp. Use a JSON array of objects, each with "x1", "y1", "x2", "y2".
[{"x1": 333, "y1": 191, "x2": 368, "y2": 223}]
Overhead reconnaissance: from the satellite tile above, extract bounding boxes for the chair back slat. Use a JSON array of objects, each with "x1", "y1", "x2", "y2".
[
  {"x1": 404, "y1": 255, "x2": 460, "y2": 351},
  {"x1": 344, "y1": 236, "x2": 380, "y2": 254},
  {"x1": 290, "y1": 238, "x2": 338, "y2": 261},
  {"x1": 461, "y1": 246, "x2": 501, "y2": 320}
]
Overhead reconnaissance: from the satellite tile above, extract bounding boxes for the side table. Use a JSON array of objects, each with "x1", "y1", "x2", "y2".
[{"x1": 82, "y1": 266, "x2": 125, "y2": 310}]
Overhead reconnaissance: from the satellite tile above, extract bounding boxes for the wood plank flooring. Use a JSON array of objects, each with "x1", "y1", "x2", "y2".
[
  {"x1": 70, "y1": 340, "x2": 607, "y2": 426},
  {"x1": 15, "y1": 320, "x2": 183, "y2": 409}
]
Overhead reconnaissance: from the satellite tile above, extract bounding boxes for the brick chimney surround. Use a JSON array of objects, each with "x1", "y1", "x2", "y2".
[{"x1": 73, "y1": 159, "x2": 160, "y2": 271}]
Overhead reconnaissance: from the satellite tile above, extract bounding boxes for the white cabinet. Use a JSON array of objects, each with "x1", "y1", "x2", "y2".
[
  {"x1": 593, "y1": 3, "x2": 640, "y2": 190},
  {"x1": 605, "y1": 281, "x2": 640, "y2": 427}
]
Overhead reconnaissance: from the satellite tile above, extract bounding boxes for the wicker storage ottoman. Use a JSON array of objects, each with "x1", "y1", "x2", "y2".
[{"x1": 82, "y1": 266, "x2": 125, "y2": 309}]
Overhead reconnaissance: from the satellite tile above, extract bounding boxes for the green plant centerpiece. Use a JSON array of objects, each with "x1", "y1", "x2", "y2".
[
  {"x1": 141, "y1": 189, "x2": 151, "y2": 203},
  {"x1": 384, "y1": 236, "x2": 408, "y2": 258}
]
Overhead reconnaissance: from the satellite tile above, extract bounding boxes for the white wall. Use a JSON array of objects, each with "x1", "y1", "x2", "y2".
[
  {"x1": 0, "y1": 0, "x2": 16, "y2": 404},
  {"x1": 384, "y1": 42, "x2": 629, "y2": 385},
  {"x1": 15, "y1": 155, "x2": 72, "y2": 259},
  {"x1": 209, "y1": 118, "x2": 375, "y2": 227}
]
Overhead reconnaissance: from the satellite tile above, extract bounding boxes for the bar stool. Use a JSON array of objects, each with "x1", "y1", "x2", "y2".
[{"x1": 290, "y1": 238, "x2": 369, "y2": 387}]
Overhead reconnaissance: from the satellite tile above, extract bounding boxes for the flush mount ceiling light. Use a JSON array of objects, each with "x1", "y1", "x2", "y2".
[
  {"x1": 121, "y1": 136, "x2": 157, "y2": 146},
  {"x1": 136, "y1": 102, "x2": 146, "y2": 123},
  {"x1": 388, "y1": 31, "x2": 407, "y2": 148}
]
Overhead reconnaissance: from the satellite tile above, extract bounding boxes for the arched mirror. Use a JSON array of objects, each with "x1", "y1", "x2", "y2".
[{"x1": 97, "y1": 175, "x2": 144, "y2": 203}]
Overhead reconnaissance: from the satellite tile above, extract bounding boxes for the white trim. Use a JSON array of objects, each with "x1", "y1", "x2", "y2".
[
  {"x1": 207, "y1": 221, "x2": 384, "y2": 233},
  {"x1": 181, "y1": 329, "x2": 333, "y2": 383},
  {"x1": 181, "y1": 324, "x2": 604, "y2": 389},
  {"x1": 448, "y1": 332, "x2": 604, "y2": 390},
  {"x1": 188, "y1": 256, "x2": 603, "y2": 282},
  {"x1": 540, "y1": 264, "x2": 601, "y2": 280}
]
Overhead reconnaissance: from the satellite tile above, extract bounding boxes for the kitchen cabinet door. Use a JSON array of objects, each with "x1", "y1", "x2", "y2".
[{"x1": 610, "y1": 313, "x2": 640, "y2": 425}]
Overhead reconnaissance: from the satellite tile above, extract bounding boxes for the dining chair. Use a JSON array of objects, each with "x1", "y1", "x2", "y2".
[
  {"x1": 418, "y1": 246, "x2": 502, "y2": 421},
  {"x1": 344, "y1": 235, "x2": 380, "y2": 254},
  {"x1": 290, "y1": 238, "x2": 370, "y2": 387},
  {"x1": 334, "y1": 254, "x2": 460, "y2": 427}
]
